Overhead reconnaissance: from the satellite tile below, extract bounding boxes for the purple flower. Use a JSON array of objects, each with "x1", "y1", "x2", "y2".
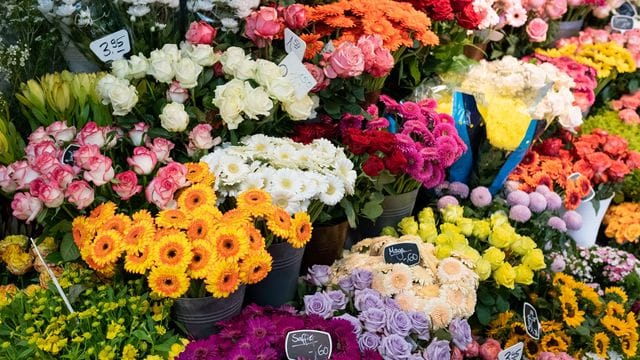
[
  {"x1": 408, "y1": 311, "x2": 431, "y2": 341},
  {"x1": 359, "y1": 308, "x2": 387, "y2": 332},
  {"x1": 354, "y1": 288, "x2": 384, "y2": 312},
  {"x1": 435, "y1": 136, "x2": 460, "y2": 168},
  {"x1": 384, "y1": 297, "x2": 401, "y2": 311},
  {"x1": 351, "y1": 269, "x2": 373, "y2": 290},
  {"x1": 544, "y1": 192, "x2": 563, "y2": 211},
  {"x1": 509, "y1": 204, "x2": 532, "y2": 223},
  {"x1": 470, "y1": 186, "x2": 492, "y2": 208},
  {"x1": 535, "y1": 185, "x2": 551, "y2": 194},
  {"x1": 326, "y1": 290, "x2": 348, "y2": 311},
  {"x1": 421, "y1": 162, "x2": 446, "y2": 189},
  {"x1": 563, "y1": 210, "x2": 583, "y2": 231},
  {"x1": 504, "y1": 180, "x2": 520, "y2": 193},
  {"x1": 254, "y1": 346, "x2": 278, "y2": 360},
  {"x1": 385, "y1": 310, "x2": 412, "y2": 337},
  {"x1": 338, "y1": 276, "x2": 354, "y2": 293},
  {"x1": 528, "y1": 192, "x2": 548, "y2": 213},
  {"x1": 367, "y1": 117, "x2": 390, "y2": 130},
  {"x1": 304, "y1": 292, "x2": 334, "y2": 319},
  {"x1": 434, "y1": 181, "x2": 450, "y2": 196},
  {"x1": 358, "y1": 331, "x2": 382, "y2": 351},
  {"x1": 448, "y1": 318, "x2": 472, "y2": 349},
  {"x1": 306, "y1": 264, "x2": 331, "y2": 286},
  {"x1": 423, "y1": 338, "x2": 451, "y2": 360},
  {"x1": 246, "y1": 316, "x2": 277, "y2": 342},
  {"x1": 227, "y1": 347, "x2": 254, "y2": 360},
  {"x1": 432, "y1": 122, "x2": 457, "y2": 138},
  {"x1": 448, "y1": 182, "x2": 470, "y2": 199},
  {"x1": 507, "y1": 190, "x2": 530, "y2": 207},
  {"x1": 437, "y1": 195, "x2": 459, "y2": 210},
  {"x1": 340, "y1": 113, "x2": 364, "y2": 132},
  {"x1": 550, "y1": 255, "x2": 566, "y2": 273},
  {"x1": 379, "y1": 334, "x2": 412, "y2": 360},
  {"x1": 335, "y1": 313, "x2": 362, "y2": 335},
  {"x1": 177, "y1": 339, "x2": 220, "y2": 360},
  {"x1": 548, "y1": 216, "x2": 567, "y2": 232}
]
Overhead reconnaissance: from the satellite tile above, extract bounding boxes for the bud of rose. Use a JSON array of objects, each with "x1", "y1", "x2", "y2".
[
  {"x1": 166, "y1": 81, "x2": 190, "y2": 104},
  {"x1": 283, "y1": 4, "x2": 307, "y2": 30},
  {"x1": 185, "y1": 21, "x2": 217, "y2": 45},
  {"x1": 128, "y1": 122, "x2": 149, "y2": 146}
]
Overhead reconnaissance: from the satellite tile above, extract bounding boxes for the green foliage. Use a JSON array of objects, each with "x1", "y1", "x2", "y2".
[{"x1": 581, "y1": 109, "x2": 640, "y2": 152}]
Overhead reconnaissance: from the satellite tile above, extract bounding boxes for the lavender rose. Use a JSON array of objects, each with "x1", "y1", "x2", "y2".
[
  {"x1": 358, "y1": 331, "x2": 381, "y2": 351},
  {"x1": 385, "y1": 310, "x2": 412, "y2": 337},
  {"x1": 384, "y1": 297, "x2": 401, "y2": 311},
  {"x1": 380, "y1": 334, "x2": 412, "y2": 360},
  {"x1": 338, "y1": 276, "x2": 354, "y2": 293},
  {"x1": 409, "y1": 311, "x2": 431, "y2": 341},
  {"x1": 448, "y1": 318, "x2": 472, "y2": 349},
  {"x1": 306, "y1": 264, "x2": 331, "y2": 286},
  {"x1": 424, "y1": 338, "x2": 451, "y2": 360},
  {"x1": 304, "y1": 292, "x2": 333, "y2": 319},
  {"x1": 359, "y1": 308, "x2": 387, "y2": 332},
  {"x1": 354, "y1": 288, "x2": 384, "y2": 311},
  {"x1": 351, "y1": 268, "x2": 373, "y2": 290},
  {"x1": 327, "y1": 290, "x2": 348, "y2": 311}
]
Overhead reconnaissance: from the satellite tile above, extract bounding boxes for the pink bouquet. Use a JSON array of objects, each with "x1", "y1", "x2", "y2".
[
  {"x1": 557, "y1": 27, "x2": 640, "y2": 65},
  {"x1": 611, "y1": 90, "x2": 640, "y2": 124}
]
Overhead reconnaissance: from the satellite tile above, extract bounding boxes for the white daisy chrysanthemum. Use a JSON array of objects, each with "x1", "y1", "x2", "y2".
[
  {"x1": 334, "y1": 158, "x2": 357, "y2": 194},
  {"x1": 267, "y1": 168, "x2": 303, "y2": 195},
  {"x1": 298, "y1": 175, "x2": 320, "y2": 200},
  {"x1": 237, "y1": 171, "x2": 266, "y2": 192},
  {"x1": 319, "y1": 174, "x2": 345, "y2": 206},
  {"x1": 242, "y1": 133, "x2": 272, "y2": 154},
  {"x1": 271, "y1": 190, "x2": 297, "y2": 214},
  {"x1": 423, "y1": 298, "x2": 453, "y2": 330},
  {"x1": 384, "y1": 263, "x2": 413, "y2": 294},
  {"x1": 436, "y1": 257, "x2": 468, "y2": 284},
  {"x1": 217, "y1": 154, "x2": 250, "y2": 185},
  {"x1": 270, "y1": 144, "x2": 298, "y2": 167}
]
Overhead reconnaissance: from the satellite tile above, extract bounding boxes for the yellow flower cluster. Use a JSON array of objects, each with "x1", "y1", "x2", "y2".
[
  {"x1": 603, "y1": 202, "x2": 640, "y2": 244},
  {"x1": 396, "y1": 207, "x2": 545, "y2": 289},
  {"x1": 72, "y1": 163, "x2": 313, "y2": 299},
  {"x1": 536, "y1": 42, "x2": 636, "y2": 78},
  {"x1": 0, "y1": 235, "x2": 58, "y2": 278},
  {"x1": 476, "y1": 97, "x2": 533, "y2": 151}
]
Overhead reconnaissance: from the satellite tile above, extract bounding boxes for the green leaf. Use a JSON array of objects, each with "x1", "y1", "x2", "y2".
[
  {"x1": 575, "y1": 325, "x2": 589, "y2": 336},
  {"x1": 60, "y1": 233, "x2": 80, "y2": 261},
  {"x1": 362, "y1": 200, "x2": 383, "y2": 221},
  {"x1": 409, "y1": 59, "x2": 421, "y2": 86},
  {"x1": 478, "y1": 291, "x2": 495, "y2": 306},
  {"x1": 476, "y1": 305, "x2": 492, "y2": 325},
  {"x1": 496, "y1": 295, "x2": 509, "y2": 312},
  {"x1": 132, "y1": 329, "x2": 153, "y2": 342},
  {"x1": 67, "y1": 284, "x2": 86, "y2": 305},
  {"x1": 340, "y1": 199, "x2": 357, "y2": 228}
]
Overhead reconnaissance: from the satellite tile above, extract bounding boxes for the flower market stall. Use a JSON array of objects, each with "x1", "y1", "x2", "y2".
[{"x1": 0, "y1": 0, "x2": 640, "y2": 359}]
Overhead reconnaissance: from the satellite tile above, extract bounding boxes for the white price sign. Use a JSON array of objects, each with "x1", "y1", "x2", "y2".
[
  {"x1": 279, "y1": 53, "x2": 317, "y2": 99},
  {"x1": 498, "y1": 342, "x2": 523, "y2": 360},
  {"x1": 89, "y1": 29, "x2": 131, "y2": 62},
  {"x1": 284, "y1": 28, "x2": 306, "y2": 60}
]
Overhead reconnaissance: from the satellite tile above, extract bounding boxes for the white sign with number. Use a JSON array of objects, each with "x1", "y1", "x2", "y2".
[
  {"x1": 284, "y1": 28, "x2": 306, "y2": 60},
  {"x1": 279, "y1": 53, "x2": 317, "y2": 99},
  {"x1": 498, "y1": 342, "x2": 524, "y2": 360},
  {"x1": 89, "y1": 29, "x2": 131, "y2": 62}
]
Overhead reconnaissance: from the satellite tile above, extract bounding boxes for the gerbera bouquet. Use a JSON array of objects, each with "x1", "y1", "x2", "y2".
[
  {"x1": 201, "y1": 134, "x2": 355, "y2": 222},
  {"x1": 177, "y1": 304, "x2": 368, "y2": 360},
  {"x1": 486, "y1": 273, "x2": 640, "y2": 360},
  {"x1": 72, "y1": 182, "x2": 313, "y2": 298},
  {"x1": 603, "y1": 202, "x2": 640, "y2": 244},
  {"x1": 301, "y1": 264, "x2": 475, "y2": 359},
  {"x1": 326, "y1": 234, "x2": 478, "y2": 330}
]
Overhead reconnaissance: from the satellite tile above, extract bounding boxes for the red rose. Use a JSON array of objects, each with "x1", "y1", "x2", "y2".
[
  {"x1": 572, "y1": 159, "x2": 595, "y2": 181},
  {"x1": 362, "y1": 155, "x2": 385, "y2": 177},
  {"x1": 456, "y1": 3, "x2": 481, "y2": 29},
  {"x1": 384, "y1": 149, "x2": 408, "y2": 175},
  {"x1": 371, "y1": 131, "x2": 396, "y2": 154},
  {"x1": 607, "y1": 161, "x2": 631, "y2": 182},
  {"x1": 343, "y1": 128, "x2": 370, "y2": 155},
  {"x1": 586, "y1": 152, "x2": 613, "y2": 173},
  {"x1": 537, "y1": 138, "x2": 563, "y2": 156}
]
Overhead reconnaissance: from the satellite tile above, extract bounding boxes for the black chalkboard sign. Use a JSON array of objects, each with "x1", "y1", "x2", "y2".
[
  {"x1": 618, "y1": 2, "x2": 637, "y2": 16},
  {"x1": 285, "y1": 330, "x2": 332, "y2": 360},
  {"x1": 611, "y1": 15, "x2": 635, "y2": 31},
  {"x1": 523, "y1": 302, "x2": 541, "y2": 340},
  {"x1": 61, "y1": 144, "x2": 81, "y2": 166},
  {"x1": 383, "y1": 242, "x2": 420, "y2": 266},
  {"x1": 498, "y1": 342, "x2": 523, "y2": 360}
]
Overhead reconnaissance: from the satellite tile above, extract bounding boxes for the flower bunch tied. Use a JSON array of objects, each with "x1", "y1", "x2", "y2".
[
  {"x1": 72, "y1": 182, "x2": 312, "y2": 298},
  {"x1": 603, "y1": 202, "x2": 640, "y2": 244},
  {"x1": 582, "y1": 109, "x2": 640, "y2": 153},
  {"x1": 302, "y1": 264, "x2": 475, "y2": 360}
]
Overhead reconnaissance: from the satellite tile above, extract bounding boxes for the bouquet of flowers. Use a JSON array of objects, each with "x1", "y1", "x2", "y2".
[
  {"x1": 582, "y1": 110, "x2": 640, "y2": 151},
  {"x1": 603, "y1": 202, "x2": 640, "y2": 244},
  {"x1": 610, "y1": 90, "x2": 640, "y2": 125},
  {"x1": 403, "y1": 0, "x2": 495, "y2": 30},
  {"x1": 556, "y1": 28, "x2": 640, "y2": 67},
  {"x1": 201, "y1": 134, "x2": 355, "y2": 222},
  {"x1": 72, "y1": 185, "x2": 311, "y2": 298},
  {"x1": 301, "y1": 265, "x2": 475, "y2": 359},
  {"x1": 551, "y1": 246, "x2": 640, "y2": 286},
  {"x1": 177, "y1": 304, "x2": 368, "y2": 359}
]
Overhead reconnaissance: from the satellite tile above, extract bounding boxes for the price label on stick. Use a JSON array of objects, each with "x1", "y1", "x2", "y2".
[
  {"x1": 611, "y1": 15, "x2": 636, "y2": 32},
  {"x1": 285, "y1": 330, "x2": 332, "y2": 360},
  {"x1": 89, "y1": 29, "x2": 131, "y2": 62},
  {"x1": 617, "y1": 1, "x2": 637, "y2": 16},
  {"x1": 498, "y1": 342, "x2": 524, "y2": 360},
  {"x1": 284, "y1": 28, "x2": 306, "y2": 60},
  {"x1": 60, "y1": 144, "x2": 80, "y2": 167},
  {"x1": 523, "y1": 302, "x2": 541, "y2": 340},
  {"x1": 278, "y1": 53, "x2": 317, "y2": 99},
  {"x1": 383, "y1": 242, "x2": 421, "y2": 266}
]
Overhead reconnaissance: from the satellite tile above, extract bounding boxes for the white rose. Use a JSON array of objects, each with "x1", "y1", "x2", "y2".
[
  {"x1": 160, "y1": 102, "x2": 190, "y2": 132},
  {"x1": 217, "y1": 97, "x2": 245, "y2": 129},
  {"x1": 96, "y1": 74, "x2": 120, "y2": 104},
  {"x1": 161, "y1": 44, "x2": 181, "y2": 63},
  {"x1": 267, "y1": 77, "x2": 296, "y2": 103},
  {"x1": 128, "y1": 55, "x2": 148, "y2": 79},
  {"x1": 108, "y1": 83, "x2": 138, "y2": 116},
  {"x1": 234, "y1": 59, "x2": 257, "y2": 80},
  {"x1": 174, "y1": 57, "x2": 202, "y2": 89},
  {"x1": 243, "y1": 84, "x2": 273, "y2": 119},
  {"x1": 283, "y1": 95, "x2": 313, "y2": 120},
  {"x1": 111, "y1": 59, "x2": 130, "y2": 79},
  {"x1": 214, "y1": 78, "x2": 246, "y2": 99},
  {"x1": 181, "y1": 43, "x2": 217, "y2": 66},
  {"x1": 558, "y1": 106, "x2": 583, "y2": 130},
  {"x1": 148, "y1": 57, "x2": 175, "y2": 83},
  {"x1": 254, "y1": 59, "x2": 282, "y2": 86},
  {"x1": 220, "y1": 47, "x2": 247, "y2": 75},
  {"x1": 220, "y1": 18, "x2": 239, "y2": 32}
]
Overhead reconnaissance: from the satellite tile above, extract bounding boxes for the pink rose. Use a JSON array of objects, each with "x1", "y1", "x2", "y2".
[
  {"x1": 30, "y1": 178, "x2": 64, "y2": 208},
  {"x1": 76, "y1": 122, "x2": 106, "y2": 147},
  {"x1": 323, "y1": 42, "x2": 365, "y2": 79},
  {"x1": 625, "y1": 29, "x2": 640, "y2": 46},
  {"x1": 464, "y1": 340, "x2": 480, "y2": 357},
  {"x1": 185, "y1": 21, "x2": 217, "y2": 45},
  {"x1": 567, "y1": 0, "x2": 582, "y2": 6},
  {"x1": 357, "y1": 35, "x2": 394, "y2": 77},
  {"x1": 283, "y1": 4, "x2": 307, "y2": 30},
  {"x1": 538, "y1": 352, "x2": 556, "y2": 360},
  {"x1": 526, "y1": 0, "x2": 546, "y2": 10},
  {"x1": 451, "y1": 347, "x2": 464, "y2": 360},
  {"x1": 619, "y1": 108, "x2": 640, "y2": 124},
  {"x1": 526, "y1": 18, "x2": 549, "y2": 42},
  {"x1": 66, "y1": 180, "x2": 94, "y2": 209},
  {"x1": 573, "y1": 88, "x2": 595, "y2": 111},
  {"x1": 369, "y1": 47, "x2": 394, "y2": 77},
  {"x1": 146, "y1": 138, "x2": 174, "y2": 163},
  {"x1": 47, "y1": 164, "x2": 75, "y2": 188},
  {"x1": 46, "y1": 121, "x2": 76, "y2": 144},
  {"x1": 74, "y1": 144, "x2": 102, "y2": 170},
  {"x1": 304, "y1": 63, "x2": 329, "y2": 92},
  {"x1": 112, "y1": 170, "x2": 142, "y2": 200},
  {"x1": 11, "y1": 192, "x2": 43, "y2": 223},
  {"x1": 10, "y1": 161, "x2": 40, "y2": 190},
  {"x1": 156, "y1": 162, "x2": 189, "y2": 188},
  {"x1": 166, "y1": 81, "x2": 190, "y2": 104},
  {"x1": 188, "y1": 123, "x2": 219, "y2": 150},
  {"x1": 245, "y1": 7, "x2": 283, "y2": 48},
  {"x1": 32, "y1": 154, "x2": 59, "y2": 175},
  {"x1": 621, "y1": 95, "x2": 640, "y2": 109},
  {"x1": 591, "y1": 29, "x2": 611, "y2": 43},
  {"x1": 127, "y1": 146, "x2": 158, "y2": 175},
  {"x1": 479, "y1": 339, "x2": 502, "y2": 360},
  {"x1": 128, "y1": 122, "x2": 149, "y2": 146},
  {"x1": 593, "y1": 5, "x2": 611, "y2": 18},
  {"x1": 544, "y1": 0, "x2": 567, "y2": 19},
  {"x1": 145, "y1": 176, "x2": 179, "y2": 209},
  {"x1": 0, "y1": 166, "x2": 16, "y2": 193},
  {"x1": 83, "y1": 155, "x2": 115, "y2": 186},
  {"x1": 28, "y1": 127, "x2": 50, "y2": 144},
  {"x1": 26, "y1": 140, "x2": 59, "y2": 163}
]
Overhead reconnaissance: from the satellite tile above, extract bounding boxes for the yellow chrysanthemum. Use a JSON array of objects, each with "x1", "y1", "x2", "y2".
[
  {"x1": 148, "y1": 266, "x2": 189, "y2": 298},
  {"x1": 188, "y1": 239, "x2": 213, "y2": 280},
  {"x1": 205, "y1": 259, "x2": 240, "y2": 298},
  {"x1": 99, "y1": 214, "x2": 132, "y2": 235},
  {"x1": 210, "y1": 227, "x2": 249, "y2": 262},
  {"x1": 122, "y1": 344, "x2": 138, "y2": 360},
  {"x1": 90, "y1": 230, "x2": 124, "y2": 266},
  {"x1": 540, "y1": 332, "x2": 569, "y2": 353},
  {"x1": 186, "y1": 217, "x2": 212, "y2": 242},
  {"x1": 266, "y1": 207, "x2": 293, "y2": 239},
  {"x1": 177, "y1": 184, "x2": 216, "y2": 211},
  {"x1": 605, "y1": 286, "x2": 629, "y2": 305},
  {"x1": 244, "y1": 224, "x2": 265, "y2": 251},
  {"x1": 88, "y1": 202, "x2": 117, "y2": 228},
  {"x1": 156, "y1": 209, "x2": 188, "y2": 229},
  {"x1": 240, "y1": 250, "x2": 272, "y2": 284},
  {"x1": 152, "y1": 233, "x2": 192, "y2": 270},
  {"x1": 123, "y1": 221, "x2": 155, "y2": 251},
  {"x1": 593, "y1": 332, "x2": 609, "y2": 358},
  {"x1": 124, "y1": 244, "x2": 153, "y2": 275},
  {"x1": 559, "y1": 287, "x2": 585, "y2": 328},
  {"x1": 72, "y1": 216, "x2": 95, "y2": 249},
  {"x1": 289, "y1": 212, "x2": 313, "y2": 248},
  {"x1": 132, "y1": 209, "x2": 155, "y2": 225},
  {"x1": 185, "y1": 162, "x2": 215, "y2": 186}
]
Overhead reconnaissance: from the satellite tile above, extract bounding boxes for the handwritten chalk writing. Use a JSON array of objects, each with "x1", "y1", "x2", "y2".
[
  {"x1": 89, "y1": 29, "x2": 131, "y2": 62},
  {"x1": 383, "y1": 243, "x2": 421, "y2": 266},
  {"x1": 279, "y1": 53, "x2": 317, "y2": 99},
  {"x1": 285, "y1": 330, "x2": 332, "y2": 360},
  {"x1": 498, "y1": 342, "x2": 523, "y2": 360},
  {"x1": 523, "y1": 302, "x2": 541, "y2": 340}
]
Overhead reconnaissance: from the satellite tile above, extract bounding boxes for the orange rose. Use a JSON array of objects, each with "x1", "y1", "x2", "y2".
[
  {"x1": 585, "y1": 152, "x2": 613, "y2": 173},
  {"x1": 607, "y1": 161, "x2": 631, "y2": 182}
]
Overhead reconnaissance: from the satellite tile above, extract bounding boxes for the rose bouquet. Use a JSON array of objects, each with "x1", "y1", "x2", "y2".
[
  {"x1": 72, "y1": 184, "x2": 312, "y2": 298},
  {"x1": 177, "y1": 304, "x2": 368, "y2": 359},
  {"x1": 486, "y1": 273, "x2": 639, "y2": 360},
  {"x1": 603, "y1": 202, "x2": 640, "y2": 244},
  {"x1": 300, "y1": 264, "x2": 475, "y2": 360},
  {"x1": 201, "y1": 134, "x2": 355, "y2": 222},
  {"x1": 610, "y1": 90, "x2": 640, "y2": 125}
]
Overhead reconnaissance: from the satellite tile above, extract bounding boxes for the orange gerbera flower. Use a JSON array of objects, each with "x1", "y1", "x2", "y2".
[
  {"x1": 244, "y1": 224, "x2": 266, "y2": 251},
  {"x1": 564, "y1": 186, "x2": 582, "y2": 210},
  {"x1": 205, "y1": 260, "x2": 241, "y2": 298},
  {"x1": 325, "y1": 15, "x2": 355, "y2": 29},
  {"x1": 186, "y1": 218, "x2": 211, "y2": 241},
  {"x1": 178, "y1": 184, "x2": 216, "y2": 211},
  {"x1": 189, "y1": 239, "x2": 213, "y2": 279},
  {"x1": 72, "y1": 216, "x2": 94, "y2": 249},
  {"x1": 88, "y1": 202, "x2": 117, "y2": 228},
  {"x1": 362, "y1": 18, "x2": 394, "y2": 41},
  {"x1": 132, "y1": 209, "x2": 154, "y2": 225},
  {"x1": 91, "y1": 230, "x2": 124, "y2": 266},
  {"x1": 153, "y1": 233, "x2": 192, "y2": 269},
  {"x1": 123, "y1": 221, "x2": 155, "y2": 251},
  {"x1": 156, "y1": 209, "x2": 188, "y2": 229},
  {"x1": 575, "y1": 175, "x2": 592, "y2": 198},
  {"x1": 289, "y1": 212, "x2": 313, "y2": 248},
  {"x1": 531, "y1": 173, "x2": 554, "y2": 191},
  {"x1": 99, "y1": 214, "x2": 132, "y2": 235},
  {"x1": 240, "y1": 250, "x2": 272, "y2": 284},
  {"x1": 301, "y1": 33, "x2": 325, "y2": 60},
  {"x1": 185, "y1": 162, "x2": 215, "y2": 186},
  {"x1": 124, "y1": 244, "x2": 152, "y2": 274},
  {"x1": 267, "y1": 207, "x2": 293, "y2": 239},
  {"x1": 211, "y1": 227, "x2": 250, "y2": 262}
]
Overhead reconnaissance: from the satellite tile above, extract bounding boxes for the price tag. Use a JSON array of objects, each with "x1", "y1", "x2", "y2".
[
  {"x1": 279, "y1": 53, "x2": 317, "y2": 99},
  {"x1": 498, "y1": 342, "x2": 524, "y2": 360},
  {"x1": 383, "y1": 242, "x2": 421, "y2": 266},
  {"x1": 61, "y1": 144, "x2": 81, "y2": 167},
  {"x1": 89, "y1": 29, "x2": 131, "y2": 62},
  {"x1": 285, "y1": 330, "x2": 332, "y2": 360},
  {"x1": 321, "y1": 41, "x2": 335, "y2": 54},
  {"x1": 523, "y1": 302, "x2": 541, "y2": 340},
  {"x1": 284, "y1": 28, "x2": 306, "y2": 60},
  {"x1": 611, "y1": 15, "x2": 636, "y2": 32},
  {"x1": 616, "y1": 1, "x2": 637, "y2": 16}
]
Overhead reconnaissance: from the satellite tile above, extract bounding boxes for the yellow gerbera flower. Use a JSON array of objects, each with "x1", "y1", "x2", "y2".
[
  {"x1": 240, "y1": 249, "x2": 272, "y2": 284},
  {"x1": 236, "y1": 189, "x2": 273, "y2": 217},
  {"x1": 210, "y1": 226, "x2": 249, "y2": 262},
  {"x1": 132, "y1": 209, "x2": 155, "y2": 225},
  {"x1": 123, "y1": 221, "x2": 155, "y2": 251},
  {"x1": 89, "y1": 202, "x2": 117, "y2": 228},
  {"x1": 188, "y1": 239, "x2": 214, "y2": 280},
  {"x1": 185, "y1": 162, "x2": 215, "y2": 186},
  {"x1": 288, "y1": 212, "x2": 313, "y2": 248},
  {"x1": 99, "y1": 214, "x2": 132, "y2": 235},
  {"x1": 152, "y1": 233, "x2": 192, "y2": 270},
  {"x1": 205, "y1": 259, "x2": 240, "y2": 298},
  {"x1": 148, "y1": 266, "x2": 189, "y2": 298},
  {"x1": 156, "y1": 209, "x2": 188, "y2": 229},
  {"x1": 72, "y1": 216, "x2": 95, "y2": 249},
  {"x1": 177, "y1": 184, "x2": 216, "y2": 211},
  {"x1": 266, "y1": 207, "x2": 292, "y2": 239},
  {"x1": 124, "y1": 244, "x2": 153, "y2": 275},
  {"x1": 90, "y1": 230, "x2": 124, "y2": 266}
]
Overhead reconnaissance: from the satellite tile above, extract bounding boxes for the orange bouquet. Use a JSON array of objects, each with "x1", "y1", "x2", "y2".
[{"x1": 604, "y1": 202, "x2": 640, "y2": 244}]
